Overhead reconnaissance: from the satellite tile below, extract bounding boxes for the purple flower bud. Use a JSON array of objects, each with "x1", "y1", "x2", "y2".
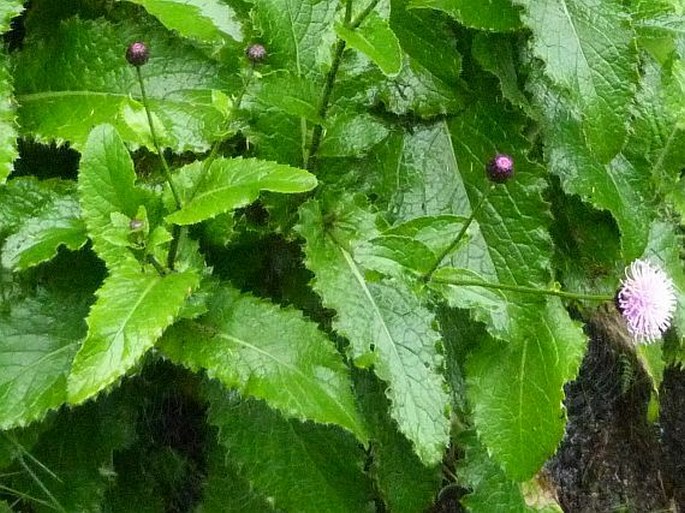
[
  {"x1": 486, "y1": 153, "x2": 514, "y2": 183},
  {"x1": 126, "y1": 41, "x2": 150, "y2": 67},
  {"x1": 246, "y1": 43, "x2": 267, "y2": 63}
]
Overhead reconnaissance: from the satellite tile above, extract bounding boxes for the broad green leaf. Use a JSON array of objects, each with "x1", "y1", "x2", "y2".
[
  {"x1": 207, "y1": 388, "x2": 373, "y2": 513},
  {"x1": 0, "y1": 289, "x2": 89, "y2": 430},
  {"x1": 2, "y1": 195, "x2": 88, "y2": 271},
  {"x1": 318, "y1": 113, "x2": 389, "y2": 157},
  {"x1": 514, "y1": 0, "x2": 638, "y2": 162},
  {"x1": 529, "y1": 74, "x2": 655, "y2": 260},
  {"x1": 166, "y1": 157, "x2": 317, "y2": 225},
  {"x1": 254, "y1": 71, "x2": 322, "y2": 123},
  {"x1": 297, "y1": 197, "x2": 450, "y2": 466},
  {"x1": 78, "y1": 124, "x2": 154, "y2": 264},
  {"x1": 248, "y1": 0, "x2": 337, "y2": 77},
  {"x1": 160, "y1": 286, "x2": 368, "y2": 441},
  {"x1": 0, "y1": 51, "x2": 16, "y2": 184},
  {"x1": 14, "y1": 17, "x2": 231, "y2": 152},
  {"x1": 456, "y1": 432, "x2": 532, "y2": 512},
  {"x1": 67, "y1": 263, "x2": 199, "y2": 404},
  {"x1": 336, "y1": 13, "x2": 402, "y2": 77},
  {"x1": 0, "y1": 1, "x2": 23, "y2": 32},
  {"x1": 408, "y1": 0, "x2": 523, "y2": 31},
  {"x1": 123, "y1": 0, "x2": 243, "y2": 48},
  {"x1": 356, "y1": 371, "x2": 440, "y2": 513},
  {"x1": 390, "y1": 0, "x2": 462, "y2": 86}
]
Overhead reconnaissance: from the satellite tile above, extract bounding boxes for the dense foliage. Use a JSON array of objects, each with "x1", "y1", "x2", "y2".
[{"x1": 0, "y1": 0, "x2": 684, "y2": 511}]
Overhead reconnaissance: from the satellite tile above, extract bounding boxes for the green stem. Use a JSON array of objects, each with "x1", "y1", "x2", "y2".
[
  {"x1": 423, "y1": 184, "x2": 495, "y2": 281},
  {"x1": 136, "y1": 66, "x2": 182, "y2": 211},
  {"x1": 306, "y1": 0, "x2": 380, "y2": 168},
  {"x1": 431, "y1": 276, "x2": 613, "y2": 302},
  {"x1": 147, "y1": 254, "x2": 168, "y2": 276}
]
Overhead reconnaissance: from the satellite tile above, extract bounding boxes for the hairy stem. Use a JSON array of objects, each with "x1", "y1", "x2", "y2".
[{"x1": 423, "y1": 184, "x2": 495, "y2": 281}]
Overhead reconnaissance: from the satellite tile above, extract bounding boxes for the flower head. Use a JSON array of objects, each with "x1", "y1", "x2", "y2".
[
  {"x1": 126, "y1": 41, "x2": 149, "y2": 67},
  {"x1": 246, "y1": 43, "x2": 267, "y2": 63},
  {"x1": 617, "y1": 259, "x2": 677, "y2": 343},
  {"x1": 486, "y1": 153, "x2": 514, "y2": 183}
]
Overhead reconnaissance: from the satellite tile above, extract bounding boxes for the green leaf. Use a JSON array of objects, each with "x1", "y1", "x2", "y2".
[
  {"x1": 456, "y1": 431, "x2": 531, "y2": 513},
  {"x1": 408, "y1": 0, "x2": 523, "y2": 31},
  {"x1": 297, "y1": 196, "x2": 450, "y2": 466},
  {"x1": 248, "y1": 0, "x2": 337, "y2": 77},
  {"x1": 67, "y1": 263, "x2": 199, "y2": 405},
  {"x1": 160, "y1": 286, "x2": 367, "y2": 441},
  {"x1": 207, "y1": 387, "x2": 372, "y2": 513},
  {"x1": 336, "y1": 13, "x2": 402, "y2": 77},
  {"x1": 356, "y1": 371, "x2": 440, "y2": 513},
  {"x1": 514, "y1": 0, "x2": 638, "y2": 162},
  {"x1": 78, "y1": 124, "x2": 153, "y2": 264},
  {"x1": 123, "y1": 0, "x2": 244, "y2": 48},
  {"x1": 0, "y1": 1, "x2": 23, "y2": 32},
  {"x1": 319, "y1": 113, "x2": 389, "y2": 157},
  {"x1": 529, "y1": 74, "x2": 655, "y2": 260},
  {"x1": 0, "y1": 50, "x2": 16, "y2": 184},
  {"x1": 0, "y1": 289, "x2": 89, "y2": 430},
  {"x1": 2, "y1": 195, "x2": 88, "y2": 271},
  {"x1": 14, "y1": 17, "x2": 231, "y2": 152},
  {"x1": 166, "y1": 157, "x2": 317, "y2": 225},
  {"x1": 254, "y1": 71, "x2": 322, "y2": 123}
]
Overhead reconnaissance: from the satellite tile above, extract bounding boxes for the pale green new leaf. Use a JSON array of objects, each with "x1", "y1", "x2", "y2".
[
  {"x1": 336, "y1": 12, "x2": 402, "y2": 77},
  {"x1": 408, "y1": 0, "x2": 523, "y2": 31},
  {"x1": 2, "y1": 195, "x2": 87, "y2": 271},
  {"x1": 297, "y1": 197, "x2": 450, "y2": 466},
  {"x1": 67, "y1": 263, "x2": 199, "y2": 404},
  {"x1": 0, "y1": 289, "x2": 89, "y2": 430},
  {"x1": 78, "y1": 124, "x2": 154, "y2": 264},
  {"x1": 514, "y1": 0, "x2": 638, "y2": 161},
  {"x1": 159, "y1": 286, "x2": 367, "y2": 440},
  {"x1": 123, "y1": 0, "x2": 243, "y2": 48},
  {"x1": 0, "y1": 51, "x2": 17, "y2": 183},
  {"x1": 207, "y1": 388, "x2": 372, "y2": 513},
  {"x1": 166, "y1": 157, "x2": 317, "y2": 225},
  {"x1": 14, "y1": 17, "x2": 230, "y2": 152}
]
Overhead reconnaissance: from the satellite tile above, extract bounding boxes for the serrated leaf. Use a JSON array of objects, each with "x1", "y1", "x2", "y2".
[
  {"x1": 123, "y1": 0, "x2": 243, "y2": 48},
  {"x1": 356, "y1": 371, "x2": 440, "y2": 513},
  {"x1": 67, "y1": 263, "x2": 199, "y2": 405},
  {"x1": 408, "y1": 0, "x2": 523, "y2": 31},
  {"x1": 0, "y1": 289, "x2": 89, "y2": 430},
  {"x1": 254, "y1": 71, "x2": 322, "y2": 122},
  {"x1": 0, "y1": 51, "x2": 17, "y2": 184},
  {"x1": 248, "y1": 0, "x2": 337, "y2": 77},
  {"x1": 160, "y1": 286, "x2": 367, "y2": 440},
  {"x1": 514, "y1": 0, "x2": 638, "y2": 161},
  {"x1": 78, "y1": 124, "x2": 155, "y2": 264},
  {"x1": 166, "y1": 157, "x2": 317, "y2": 225},
  {"x1": 2, "y1": 195, "x2": 88, "y2": 271},
  {"x1": 319, "y1": 113, "x2": 389, "y2": 157},
  {"x1": 14, "y1": 17, "x2": 231, "y2": 152},
  {"x1": 207, "y1": 388, "x2": 372, "y2": 513},
  {"x1": 456, "y1": 431, "x2": 532, "y2": 512},
  {"x1": 0, "y1": 1, "x2": 23, "y2": 32},
  {"x1": 336, "y1": 12, "x2": 402, "y2": 77},
  {"x1": 297, "y1": 197, "x2": 450, "y2": 466}
]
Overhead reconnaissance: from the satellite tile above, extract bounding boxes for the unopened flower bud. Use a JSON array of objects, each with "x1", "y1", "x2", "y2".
[
  {"x1": 246, "y1": 43, "x2": 267, "y2": 63},
  {"x1": 126, "y1": 42, "x2": 150, "y2": 67},
  {"x1": 129, "y1": 218, "x2": 144, "y2": 231},
  {"x1": 486, "y1": 153, "x2": 514, "y2": 183}
]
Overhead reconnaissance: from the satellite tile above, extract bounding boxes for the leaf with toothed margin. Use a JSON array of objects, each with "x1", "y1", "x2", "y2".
[
  {"x1": 336, "y1": 12, "x2": 402, "y2": 77},
  {"x1": 67, "y1": 261, "x2": 199, "y2": 405},
  {"x1": 165, "y1": 157, "x2": 317, "y2": 225},
  {"x1": 0, "y1": 0, "x2": 19, "y2": 184},
  {"x1": 206, "y1": 386, "x2": 373, "y2": 513},
  {"x1": 0, "y1": 289, "x2": 88, "y2": 430},
  {"x1": 13, "y1": 16, "x2": 232, "y2": 153},
  {"x1": 159, "y1": 286, "x2": 368, "y2": 441},
  {"x1": 513, "y1": 0, "x2": 638, "y2": 162},
  {"x1": 408, "y1": 0, "x2": 523, "y2": 31},
  {"x1": 296, "y1": 195, "x2": 450, "y2": 466}
]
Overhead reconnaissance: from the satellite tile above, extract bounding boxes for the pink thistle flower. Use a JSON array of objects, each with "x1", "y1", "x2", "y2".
[{"x1": 617, "y1": 259, "x2": 677, "y2": 343}]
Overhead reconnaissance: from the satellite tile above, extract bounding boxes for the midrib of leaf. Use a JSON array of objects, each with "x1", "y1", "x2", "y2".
[
  {"x1": 4, "y1": 342, "x2": 77, "y2": 387},
  {"x1": 17, "y1": 90, "x2": 213, "y2": 109},
  {"x1": 652, "y1": 125, "x2": 679, "y2": 178},
  {"x1": 216, "y1": 331, "x2": 361, "y2": 430},
  {"x1": 106, "y1": 273, "x2": 160, "y2": 348},
  {"x1": 560, "y1": 0, "x2": 598, "y2": 99},
  {"x1": 286, "y1": 0, "x2": 302, "y2": 76},
  {"x1": 517, "y1": 338, "x2": 527, "y2": 457}
]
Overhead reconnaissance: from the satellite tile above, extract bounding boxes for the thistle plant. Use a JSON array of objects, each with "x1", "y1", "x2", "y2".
[{"x1": 0, "y1": 1, "x2": 683, "y2": 512}]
